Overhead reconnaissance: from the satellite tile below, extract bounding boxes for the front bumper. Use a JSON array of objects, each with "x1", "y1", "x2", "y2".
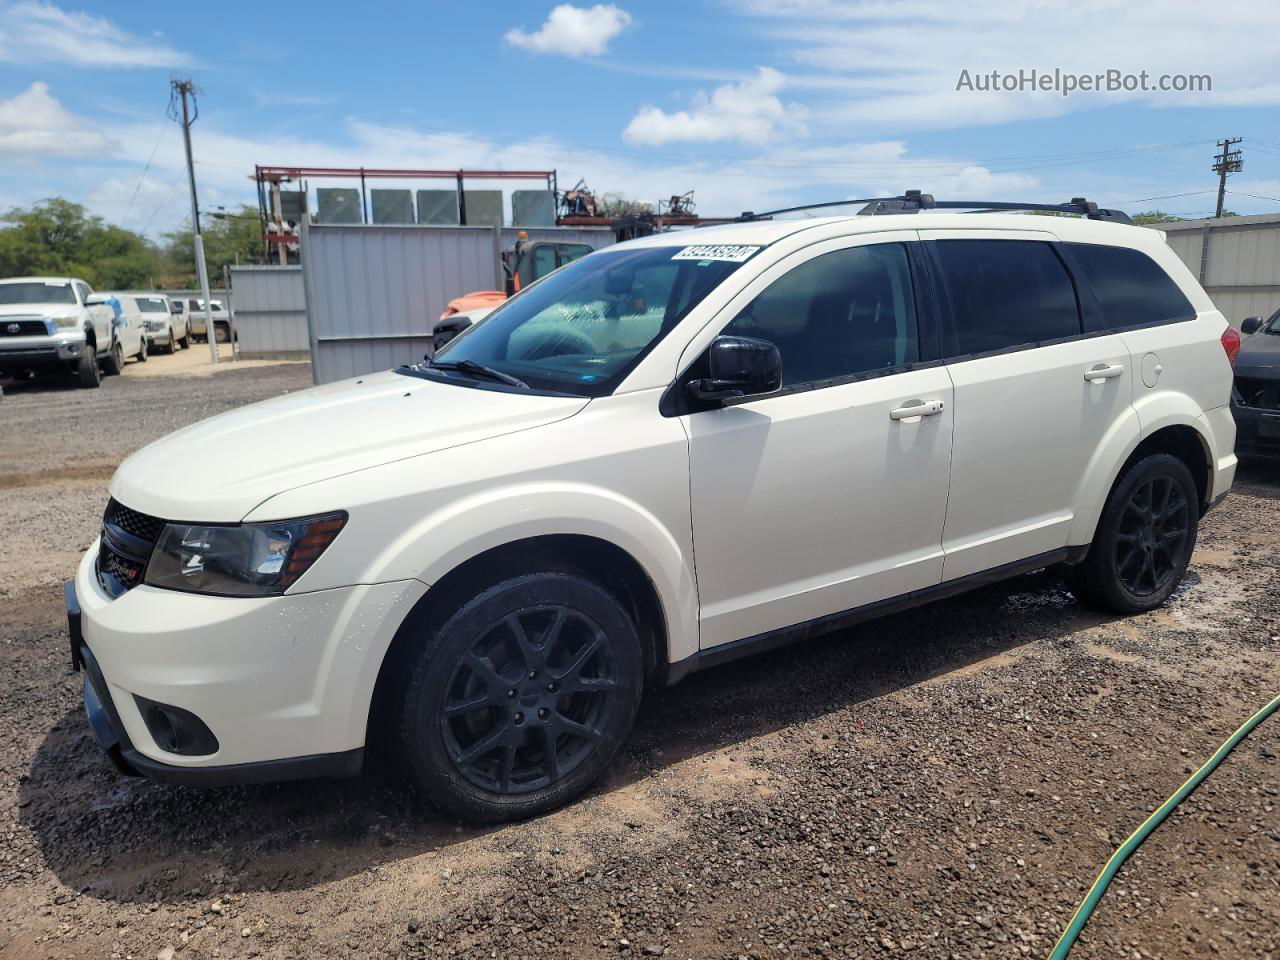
[
  {"x1": 70, "y1": 543, "x2": 426, "y2": 784},
  {"x1": 0, "y1": 334, "x2": 87, "y2": 369},
  {"x1": 1232, "y1": 402, "x2": 1280, "y2": 460}
]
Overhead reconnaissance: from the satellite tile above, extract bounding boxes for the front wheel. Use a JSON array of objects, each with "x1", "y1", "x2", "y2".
[
  {"x1": 399, "y1": 573, "x2": 643, "y2": 822},
  {"x1": 136, "y1": 337, "x2": 147, "y2": 362},
  {"x1": 76, "y1": 349, "x2": 100, "y2": 388},
  {"x1": 1066, "y1": 453, "x2": 1199, "y2": 613}
]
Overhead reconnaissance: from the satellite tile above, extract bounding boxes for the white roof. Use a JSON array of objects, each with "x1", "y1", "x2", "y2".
[
  {"x1": 618, "y1": 211, "x2": 1159, "y2": 250},
  {"x1": 0, "y1": 276, "x2": 80, "y2": 285}
]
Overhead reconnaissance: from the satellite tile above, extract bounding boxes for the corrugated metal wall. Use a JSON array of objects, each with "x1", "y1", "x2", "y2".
[
  {"x1": 226, "y1": 266, "x2": 309, "y2": 358},
  {"x1": 302, "y1": 223, "x2": 499, "y2": 384},
  {"x1": 301, "y1": 222, "x2": 615, "y2": 384},
  {"x1": 1153, "y1": 213, "x2": 1280, "y2": 327}
]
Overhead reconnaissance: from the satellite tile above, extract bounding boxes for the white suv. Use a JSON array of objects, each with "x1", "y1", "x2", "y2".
[{"x1": 67, "y1": 203, "x2": 1238, "y2": 821}]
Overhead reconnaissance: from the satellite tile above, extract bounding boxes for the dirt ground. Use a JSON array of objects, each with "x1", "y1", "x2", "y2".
[{"x1": 1, "y1": 362, "x2": 1278, "y2": 960}]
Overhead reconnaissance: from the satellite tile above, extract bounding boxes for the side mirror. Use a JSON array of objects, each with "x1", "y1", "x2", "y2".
[
  {"x1": 1241, "y1": 316, "x2": 1263, "y2": 336},
  {"x1": 688, "y1": 335, "x2": 783, "y2": 402}
]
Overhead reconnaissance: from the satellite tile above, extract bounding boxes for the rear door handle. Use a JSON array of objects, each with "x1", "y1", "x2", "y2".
[
  {"x1": 890, "y1": 399, "x2": 945, "y2": 420},
  {"x1": 1084, "y1": 363, "x2": 1124, "y2": 381}
]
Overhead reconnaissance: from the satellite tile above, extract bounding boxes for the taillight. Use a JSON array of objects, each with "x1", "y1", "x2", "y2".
[{"x1": 1221, "y1": 326, "x2": 1242, "y2": 368}]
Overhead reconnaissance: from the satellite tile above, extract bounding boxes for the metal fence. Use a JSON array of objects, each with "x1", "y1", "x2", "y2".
[
  {"x1": 1154, "y1": 212, "x2": 1280, "y2": 327},
  {"x1": 225, "y1": 266, "x2": 309, "y2": 358},
  {"x1": 301, "y1": 222, "x2": 614, "y2": 384}
]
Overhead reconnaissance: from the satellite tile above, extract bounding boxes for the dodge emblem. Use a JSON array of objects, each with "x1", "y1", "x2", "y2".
[{"x1": 5, "y1": 323, "x2": 19, "y2": 334}]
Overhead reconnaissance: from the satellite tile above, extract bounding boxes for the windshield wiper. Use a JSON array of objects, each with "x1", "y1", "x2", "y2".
[{"x1": 430, "y1": 358, "x2": 529, "y2": 389}]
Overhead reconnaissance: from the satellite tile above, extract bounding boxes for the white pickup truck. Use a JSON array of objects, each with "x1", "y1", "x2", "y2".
[{"x1": 0, "y1": 277, "x2": 122, "y2": 388}]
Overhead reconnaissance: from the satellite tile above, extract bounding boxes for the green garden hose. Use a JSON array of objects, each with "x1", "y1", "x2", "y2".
[{"x1": 1049, "y1": 691, "x2": 1280, "y2": 959}]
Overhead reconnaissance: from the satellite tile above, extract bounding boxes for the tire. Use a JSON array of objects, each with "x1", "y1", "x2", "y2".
[
  {"x1": 102, "y1": 340, "x2": 124, "y2": 376},
  {"x1": 179, "y1": 331, "x2": 190, "y2": 349},
  {"x1": 1065, "y1": 452, "x2": 1199, "y2": 614},
  {"x1": 166, "y1": 332, "x2": 176, "y2": 354},
  {"x1": 136, "y1": 337, "x2": 148, "y2": 362},
  {"x1": 214, "y1": 323, "x2": 231, "y2": 344},
  {"x1": 76, "y1": 349, "x2": 100, "y2": 388},
  {"x1": 399, "y1": 572, "x2": 643, "y2": 823}
]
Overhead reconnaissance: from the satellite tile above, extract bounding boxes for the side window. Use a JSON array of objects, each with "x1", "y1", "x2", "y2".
[
  {"x1": 933, "y1": 240, "x2": 1081, "y2": 357},
  {"x1": 722, "y1": 243, "x2": 919, "y2": 388},
  {"x1": 531, "y1": 244, "x2": 558, "y2": 280},
  {"x1": 74, "y1": 282, "x2": 92, "y2": 305},
  {"x1": 1064, "y1": 243, "x2": 1196, "y2": 330},
  {"x1": 556, "y1": 243, "x2": 593, "y2": 268}
]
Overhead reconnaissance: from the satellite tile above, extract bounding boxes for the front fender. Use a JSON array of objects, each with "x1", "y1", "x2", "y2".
[{"x1": 367, "y1": 482, "x2": 697, "y2": 664}]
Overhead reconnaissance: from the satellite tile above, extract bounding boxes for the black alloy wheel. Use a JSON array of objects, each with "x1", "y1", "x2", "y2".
[
  {"x1": 1065, "y1": 452, "x2": 1199, "y2": 613},
  {"x1": 399, "y1": 572, "x2": 642, "y2": 822},
  {"x1": 1114, "y1": 474, "x2": 1191, "y2": 597}
]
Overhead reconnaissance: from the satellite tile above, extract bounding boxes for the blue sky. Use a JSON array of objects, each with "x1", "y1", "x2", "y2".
[{"x1": 1, "y1": 0, "x2": 1279, "y2": 237}]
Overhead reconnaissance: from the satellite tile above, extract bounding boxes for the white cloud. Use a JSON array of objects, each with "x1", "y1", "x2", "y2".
[
  {"x1": 731, "y1": 0, "x2": 1280, "y2": 130},
  {"x1": 0, "y1": 1, "x2": 191, "y2": 68},
  {"x1": 623, "y1": 67, "x2": 808, "y2": 145},
  {"x1": 505, "y1": 4, "x2": 631, "y2": 57},
  {"x1": 0, "y1": 82, "x2": 111, "y2": 157}
]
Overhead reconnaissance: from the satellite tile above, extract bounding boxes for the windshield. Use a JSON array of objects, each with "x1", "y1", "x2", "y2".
[
  {"x1": 419, "y1": 245, "x2": 752, "y2": 396},
  {"x1": 1267, "y1": 309, "x2": 1280, "y2": 334},
  {"x1": 0, "y1": 281, "x2": 76, "y2": 306},
  {"x1": 137, "y1": 297, "x2": 168, "y2": 313}
]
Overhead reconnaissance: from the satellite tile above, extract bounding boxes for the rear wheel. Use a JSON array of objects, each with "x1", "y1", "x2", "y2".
[
  {"x1": 214, "y1": 323, "x2": 231, "y2": 344},
  {"x1": 102, "y1": 340, "x2": 124, "y2": 376},
  {"x1": 399, "y1": 572, "x2": 643, "y2": 822},
  {"x1": 1065, "y1": 452, "x2": 1198, "y2": 613},
  {"x1": 76, "y1": 349, "x2": 100, "y2": 388}
]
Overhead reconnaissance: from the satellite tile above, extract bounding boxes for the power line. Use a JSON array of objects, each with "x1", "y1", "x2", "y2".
[
  {"x1": 120, "y1": 112, "x2": 171, "y2": 229},
  {"x1": 1226, "y1": 189, "x2": 1280, "y2": 205},
  {"x1": 1116, "y1": 189, "x2": 1218, "y2": 205},
  {"x1": 139, "y1": 174, "x2": 184, "y2": 235}
]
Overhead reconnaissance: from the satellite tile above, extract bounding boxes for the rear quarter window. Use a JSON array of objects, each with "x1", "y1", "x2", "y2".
[{"x1": 1063, "y1": 243, "x2": 1196, "y2": 330}]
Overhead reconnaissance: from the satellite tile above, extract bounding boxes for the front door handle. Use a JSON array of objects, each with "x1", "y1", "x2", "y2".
[
  {"x1": 890, "y1": 399, "x2": 945, "y2": 421},
  {"x1": 1084, "y1": 363, "x2": 1125, "y2": 382}
]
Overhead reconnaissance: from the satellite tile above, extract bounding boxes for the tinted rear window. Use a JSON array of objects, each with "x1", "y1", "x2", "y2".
[
  {"x1": 1064, "y1": 243, "x2": 1195, "y2": 330},
  {"x1": 933, "y1": 240, "x2": 1081, "y2": 357}
]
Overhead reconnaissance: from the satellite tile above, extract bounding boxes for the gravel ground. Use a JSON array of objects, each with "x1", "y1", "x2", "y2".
[{"x1": 1, "y1": 363, "x2": 1278, "y2": 960}]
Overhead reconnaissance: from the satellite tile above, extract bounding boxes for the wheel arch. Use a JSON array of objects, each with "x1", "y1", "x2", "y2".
[
  {"x1": 1068, "y1": 416, "x2": 1213, "y2": 548},
  {"x1": 366, "y1": 533, "x2": 671, "y2": 750}
]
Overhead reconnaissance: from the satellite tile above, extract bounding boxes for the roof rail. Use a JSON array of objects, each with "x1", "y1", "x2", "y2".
[{"x1": 737, "y1": 191, "x2": 1132, "y2": 224}]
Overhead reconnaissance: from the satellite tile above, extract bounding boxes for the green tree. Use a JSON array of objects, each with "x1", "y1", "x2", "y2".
[
  {"x1": 163, "y1": 205, "x2": 263, "y2": 285},
  {"x1": 1132, "y1": 210, "x2": 1184, "y2": 225},
  {"x1": 0, "y1": 198, "x2": 164, "y2": 289}
]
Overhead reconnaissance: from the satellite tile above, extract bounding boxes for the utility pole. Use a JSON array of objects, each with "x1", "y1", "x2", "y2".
[
  {"x1": 1212, "y1": 137, "x2": 1243, "y2": 219},
  {"x1": 171, "y1": 78, "x2": 219, "y2": 363}
]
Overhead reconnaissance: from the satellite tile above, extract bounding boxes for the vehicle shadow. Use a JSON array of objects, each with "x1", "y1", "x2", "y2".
[{"x1": 19, "y1": 566, "x2": 1118, "y2": 904}]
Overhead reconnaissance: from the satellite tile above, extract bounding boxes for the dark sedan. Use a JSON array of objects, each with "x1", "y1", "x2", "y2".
[{"x1": 1233, "y1": 308, "x2": 1280, "y2": 460}]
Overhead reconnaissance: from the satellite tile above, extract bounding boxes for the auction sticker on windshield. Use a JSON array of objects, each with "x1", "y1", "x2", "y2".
[{"x1": 671, "y1": 244, "x2": 761, "y2": 263}]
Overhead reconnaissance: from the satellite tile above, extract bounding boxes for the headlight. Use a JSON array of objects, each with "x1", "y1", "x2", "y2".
[
  {"x1": 53, "y1": 315, "x2": 79, "y2": 329},
  {"x1": 144, "y1": 513, "x2": 347, "y2": 596}
]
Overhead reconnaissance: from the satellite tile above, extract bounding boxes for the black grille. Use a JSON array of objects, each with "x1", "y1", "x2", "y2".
[
  {"x1": 98, "y1": 540, "x2": 147, "y2": 592},
  {"x1": 1235, "y1": 377, "x2": 1280, "y2": 411},
  {"x1": 98, "y1": 499, "x2": 166, "y2": 597},
  {"x1": 104, "y1": 498, "x2": 166, "y2": 543},
  {"x1": 0, "y1": 318, "x2": 52, "y2": 337}
]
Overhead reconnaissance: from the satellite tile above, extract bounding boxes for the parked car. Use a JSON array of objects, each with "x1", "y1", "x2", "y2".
[
  {"x1": 68, "y1": 210, "x2": 1237, "y2": 822},
  {"x1": 91, "y1": 293, "x2": 149, "y2": 366},
  {"x1": 176, "y1": 298, "x2": 232, "y2": 343},
  {"x1": 0, "y1": 277, "x2": 120, "y2": 387},
  {"x1": 1231, "y1": 307, "x2": 1280, "y2": 460},
  {"x1": 134, "y1": 294, "x2": 188, "y2": 353}
]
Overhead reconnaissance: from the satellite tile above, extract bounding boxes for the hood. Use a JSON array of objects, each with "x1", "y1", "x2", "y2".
[
  {"x1": 1236, "y1": 332, "x2": 1280, "y2": 377},
  {"x1": 0, "y1": 303, "x2": 73, "y2": 318},
  {"x1": 110, "y1": 370, "x2": 589, "y2": 521}
]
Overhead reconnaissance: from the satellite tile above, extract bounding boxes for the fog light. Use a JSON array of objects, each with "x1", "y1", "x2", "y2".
[{"x1": 134, "y1": 695, "x2": 219, "y2": 756}]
